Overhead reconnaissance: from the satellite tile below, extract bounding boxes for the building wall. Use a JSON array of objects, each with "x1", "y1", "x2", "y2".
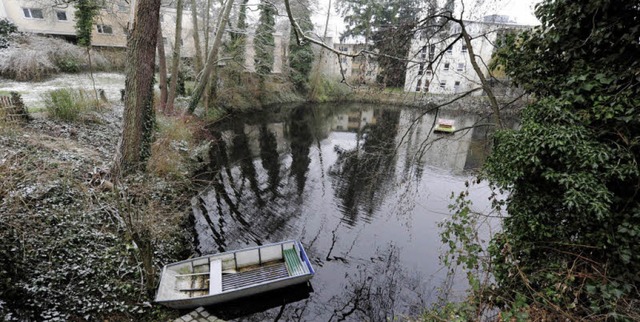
[
  {"x1": 317, "y1": 38, "x2": 378, "y2": 84},
  {"x1": 404, "y1": 20, "x2": 530, "y2": 95}
]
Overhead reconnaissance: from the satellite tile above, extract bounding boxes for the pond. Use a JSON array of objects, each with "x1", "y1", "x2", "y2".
[{"x1": 192, "y1": 102, "x2": 502, "y2": 321}]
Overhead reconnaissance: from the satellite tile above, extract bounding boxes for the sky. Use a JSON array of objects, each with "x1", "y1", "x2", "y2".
[{"x1": 311, "y1": 0, "x2": 541, "y2": 40}]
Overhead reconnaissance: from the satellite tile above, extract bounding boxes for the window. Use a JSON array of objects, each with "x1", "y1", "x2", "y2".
[
  {"x1": 416, "y1": 79, "x2": 422, "y2": 92},
  {"x1": 424, "y1": 81, "x2": 430, "y2": 92},
  {"x1": 454, "y1": 81, "x2": 461, "y2": 92},
  {"x1": 418, "y1": 63, "x2": 424, "y2": 75},
  {"x1": 96, "y1": 24, "x2": 113, "y2": 34},
  {"x1": 160, "y1": 14, "x2": 164, "y2": 22},
  {"x1": 162, "y1": 37, "x2": 167, "y2": 45},
  {"x1": 339, "y1": 46, "x2": 348, "y2": 52},
  {"x1": 457, "y1": 63, "x2": 465, "y2": 72},
  {"x1": 428, "y1": 44, "x2": 435, "y2": 61},
  {"x1": 446, "y1": 46, "x2": 452, "y2": 54},
  {"x1": 23, "y1": 8, "x2": 44, "y2": 19},
  {"x1": 420, "y1": 46, "x2": 427, "y2": 59},
  {"x1": 444, "y1": 62, "x2": 450, "y2": 71},
  {"x1": 56, "y1": 10, "x2": 68, "y2": 21},
  {"x1": 440, "y1": 81, "x2": 446, "y2": 89},
  {"x1": 461, "y1": 44, "x2": 468, "y2": 52}
]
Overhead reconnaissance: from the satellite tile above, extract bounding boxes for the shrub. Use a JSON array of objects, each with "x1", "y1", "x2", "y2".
[
  {"x1": 42, "y1": 89, "x2": 96, "y2": 121},
  {"x1": 147, "y1": 116, "x2": 197, "y2": 180}
]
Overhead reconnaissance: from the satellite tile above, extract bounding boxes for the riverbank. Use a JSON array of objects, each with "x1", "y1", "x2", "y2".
[{"x1": 0, "y1": 102, "x2": 203, "y2": 320}]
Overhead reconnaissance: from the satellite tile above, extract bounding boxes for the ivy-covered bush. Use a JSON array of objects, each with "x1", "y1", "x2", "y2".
[
  {"x1": 486, "y1": 0, "x2": 640, "y2": 318},
  {"x1": 0, "y1": 19, "x2": 17, "y2": 49}
]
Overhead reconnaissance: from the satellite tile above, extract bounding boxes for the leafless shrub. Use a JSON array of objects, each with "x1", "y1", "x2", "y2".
[{"x1": 0, "y1": 34, "x2": 111, "y2": 81}]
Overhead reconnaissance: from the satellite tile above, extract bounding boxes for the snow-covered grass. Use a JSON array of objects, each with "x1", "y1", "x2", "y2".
[{"x1": 0, "y1": 72, "x2": 125, "y2": 110}]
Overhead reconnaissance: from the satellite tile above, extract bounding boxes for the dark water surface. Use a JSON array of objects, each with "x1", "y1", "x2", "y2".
[{"x1": 191, "y1": 103, "x2": 499, "y2": 321}]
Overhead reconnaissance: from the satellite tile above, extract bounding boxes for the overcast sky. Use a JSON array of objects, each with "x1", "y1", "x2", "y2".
[{"x1": 311, "y1": 0, "x2": 541, "y2": 40}]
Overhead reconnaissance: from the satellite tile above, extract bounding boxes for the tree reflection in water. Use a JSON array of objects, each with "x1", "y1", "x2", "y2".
[
  {"x1": 329, "y1": 109, "x2": 401, "y2": 226},
  {"x1": 288, "y1": 106, "x2": 313, "y2": 196},
  {"x1": 259, "y1": 123, "x2": 281, "y2": 198}
]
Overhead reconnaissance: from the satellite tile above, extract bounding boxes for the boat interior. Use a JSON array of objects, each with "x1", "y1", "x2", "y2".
[{"x1": 156, "y1": 241, "x2": 310, "y2": 300}]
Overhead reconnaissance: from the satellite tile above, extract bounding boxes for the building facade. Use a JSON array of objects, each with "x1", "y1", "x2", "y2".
[
  {"x1": 0, "y1": 0, "x2": 134, "y2": 47},
  {"x1": 404, "y1": 17, "x2": 530, "y2": 95}
]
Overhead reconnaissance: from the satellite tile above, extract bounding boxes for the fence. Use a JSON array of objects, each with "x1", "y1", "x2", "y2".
[{"x1": 0, "y1": 93, "x2": 29, "y2": 123}]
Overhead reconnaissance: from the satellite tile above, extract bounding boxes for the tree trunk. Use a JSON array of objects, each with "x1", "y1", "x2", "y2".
[
  {"x1": 112, "y1": 0, "x2": 161, "y2": 178},
  {"x1": 202, "y1": 0, "x2": 212, "y2": 111},
  {"x1": 190, "y1": 0, "x2": 204, "y2": 74},
  {"x1": 157, "y1": 25, "x2": 168, "y2": 112},
  {"x1": 460, "y1": 23, "x2": 503, "y2": 128},
  {"x1": 186, "y1": 0, "x2": 235, "y2": 114},
  {"x1": 166, "y1": 0, "x2": 184, "y2": 115}
]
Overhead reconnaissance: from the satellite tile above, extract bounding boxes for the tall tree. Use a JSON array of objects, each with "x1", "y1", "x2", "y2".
[
  {"x1": 287, "y1": 0, "x2": 314, "y2": 92},
  {"x1": 186, "y1": 0, "x2": 235, "y2": 114},
  {"x1": 112, "y1": 0, "x2": 162, "y2": 177},
  {"x1": 165, "y1": 0, "x2": 184, "y2": 114},
  {"x1": 485, "y1": 0, "x2": 640, "y2": 317},
  {"x1": 336, "y1": 0, "x2": 421, "y2": 87},
  {"x1": 229, "y1": 0, "x2": 249, "y2": 62},
  {"x1": 254, "y1": 0, "x2": 276, "y2": 78},
  {"x1": 190, "y1": 0, "x2": 204, "y2": 74}
]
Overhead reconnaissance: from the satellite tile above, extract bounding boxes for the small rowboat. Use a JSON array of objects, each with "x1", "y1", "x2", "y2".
[
  {"x1": 155, "y1": 240, "x2": 315, "y2": 309},
  {"x1": 434, "y1": 118, "x2": 455, "y2": 134}
]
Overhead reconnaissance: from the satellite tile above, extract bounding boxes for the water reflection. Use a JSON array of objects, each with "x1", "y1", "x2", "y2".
[
  {"x1": 329, "y1": 109, "x2": 400, "y2": 226},
  {"x1": 192, "y1": 103, "x2": 501, "y2": 321}
]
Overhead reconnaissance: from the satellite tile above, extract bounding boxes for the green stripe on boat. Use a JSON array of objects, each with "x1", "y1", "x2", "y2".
[{"x1": 284, "y1": 248, "x2": 305, "y2": 276}]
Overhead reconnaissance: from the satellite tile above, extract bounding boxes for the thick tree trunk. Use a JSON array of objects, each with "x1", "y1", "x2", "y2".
[
  {"x1": 166, "y1": 0, "x2": 184, "y2": 114},
  {"x1": 112, "y1": 0, "x2": 161, "y2": 178},
  {"x1": 187, "y1": 0, "x2": 235, "y2": 114},
  {"x1": 157, "y1": 25, "x2": 168, "y2": 112}
]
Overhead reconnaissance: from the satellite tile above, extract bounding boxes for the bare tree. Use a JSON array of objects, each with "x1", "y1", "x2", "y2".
[{"x1": 157, "y1": 25, "x2": 169, "y2": 112}]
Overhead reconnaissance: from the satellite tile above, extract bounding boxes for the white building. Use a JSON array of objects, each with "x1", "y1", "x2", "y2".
[{"x1": 404, "y1": 16, "x2": 530, "y2": 95}]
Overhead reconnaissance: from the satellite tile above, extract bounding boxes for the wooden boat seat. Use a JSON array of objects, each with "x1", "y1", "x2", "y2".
[
  {"x1": 283, "y1": 248, "x2": 305, "y2": 276},
  {"x1": 209, "y1": 259, "x2": 222, "y2": 295}
]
